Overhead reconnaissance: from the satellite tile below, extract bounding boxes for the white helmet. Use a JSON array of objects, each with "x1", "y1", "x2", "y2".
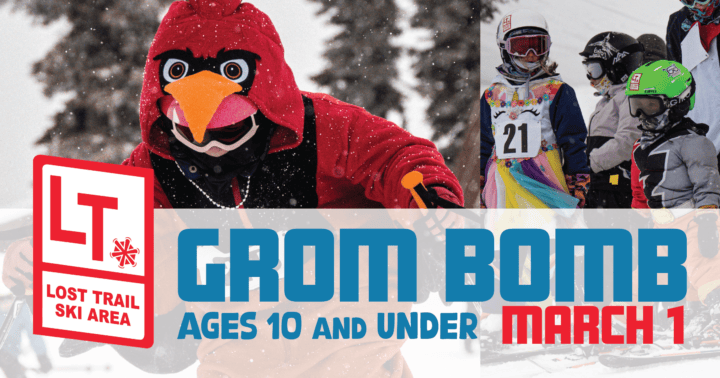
[{"x1": 496, "y1": 9, "x2": 551, "y2": 73}]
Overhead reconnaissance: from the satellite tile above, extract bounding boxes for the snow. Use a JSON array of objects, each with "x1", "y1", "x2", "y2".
[
  {"x1": 481, "y1": 0, "x2": 682, "y2": 125},
  {"x1": 0, "y1": 209, "x2": 478, "y2": 376},
  {"x1": 7, "y1": 299, "x2": 479, "y2": 378},
  {"x1": 0, "y1": 5, "x2": 69, "y2": 209},
  {"x1": 480, "y1": 355, "x2": 720, "y2": 377},
  {"x1": 17, "y1": 337, "x2": 198, "y2": 378},
  {"x1": 0, "y1": 209, "x2": 31, "y2": 226},
  {"x1": 403, "y1": 298, "x2": 481, "y2": 376}
]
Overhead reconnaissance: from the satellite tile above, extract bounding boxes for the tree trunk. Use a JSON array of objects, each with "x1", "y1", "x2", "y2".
[{"x1": 451, "y1": 97, "x2": 481, "y2": 208}]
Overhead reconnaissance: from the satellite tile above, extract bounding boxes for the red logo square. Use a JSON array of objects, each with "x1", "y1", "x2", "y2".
[
  {"x1": 630, "y1": 73, "x2": 642, "y2": 91},
  {"x1": 503, "y1": 15, "x2": 512, "y2": 33},
  {"x1": 33, "y1": 155, "x2": 154, "y2": 348}
]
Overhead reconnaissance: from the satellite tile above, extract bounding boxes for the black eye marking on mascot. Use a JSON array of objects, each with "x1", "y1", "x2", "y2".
[{"x1": 154, "y1": 48, "x2": 261, "y2": 97}]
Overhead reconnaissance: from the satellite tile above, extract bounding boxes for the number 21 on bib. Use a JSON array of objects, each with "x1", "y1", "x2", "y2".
[{"x1": 494, "y1": 115, "x2": 542, "y2": 160}]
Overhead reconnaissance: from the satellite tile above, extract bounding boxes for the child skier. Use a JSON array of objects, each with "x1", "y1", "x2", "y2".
[
  {"x1": 481, "y1": 9, "x2": 590, "y2": 209},
  {"x1": 667, "y1": 0, "x2": 720, "y2": 166},
  {"x1": 628, "y1": 60, "x2": 720, "y2": 343},
  {"x1": 580, "y1": 32, "x2": 644, "y2": 208},
  {"x1": 628, "y1": 60, "x2": 720, "y2": 211}
]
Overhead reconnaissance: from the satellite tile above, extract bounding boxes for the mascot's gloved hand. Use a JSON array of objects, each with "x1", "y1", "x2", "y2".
[
  {"x1": 480, "y1": 175, "x2": 486, "y2": 209},
  {"x1": 2, "y1": 237, "x2": 33, "y2": 297},
  {"x1": 408, "y1": 185, "x2": 461, "y2": 210},
  {"x1": 565, "y1": 174, "x2": 590, "y2": 208},
  {"x1": 693, "y1": 210, "x2": 719, "y2": 259}
]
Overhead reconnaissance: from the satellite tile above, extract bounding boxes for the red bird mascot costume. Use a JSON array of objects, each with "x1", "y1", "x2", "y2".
[
  {"x1": 121, "y1": 0, "x2": 463, "y2": 210},
  {"x1": 28, "y1": 1, "x2": 463, "y2": 377}
]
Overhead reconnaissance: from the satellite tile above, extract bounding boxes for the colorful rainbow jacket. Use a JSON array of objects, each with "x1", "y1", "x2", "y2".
[{"x1": 481, "y1": 73, "x2": 590, "y2": 208}]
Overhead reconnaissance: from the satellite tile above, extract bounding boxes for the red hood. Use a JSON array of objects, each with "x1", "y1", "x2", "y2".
[{"x1": 139, "y1": 0, "x2": 304, "y2": 159}]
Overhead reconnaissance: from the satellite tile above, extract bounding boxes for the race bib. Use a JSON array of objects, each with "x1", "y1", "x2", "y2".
[{"x1": 494, "y1": 116, "x2": 542, "y2": 160}]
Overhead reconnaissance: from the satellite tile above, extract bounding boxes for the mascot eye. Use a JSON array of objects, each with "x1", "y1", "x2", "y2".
[
  {"x1": 163, "y1": 59, "x2": 189, "y2": 82},
  {"x1": 220, "y1": 59, "x2": 250, "y2": 83}
]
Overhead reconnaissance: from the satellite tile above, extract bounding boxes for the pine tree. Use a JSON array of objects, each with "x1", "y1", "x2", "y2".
[
  {"x1": 3, "y1": 0, "x2": 173, "y2": 163},
  {"x1": 411, "y1": 0, "x2": 479, "y2": 164},
  {"x1": 481, "y1": 0, "x2": 509, "y2": 23},
  {"x1": 459, "y1": 0, "x2": 507, "y2": 208},
  {"x1": 7, "y1": 0, "x2": 496, "y2": 178},
  {"x1": 307, "y1": 0, "x2": 403, "y2": 120},
  {"x1": 454, "y1": 99, "x2": 481, "y2": 207}
]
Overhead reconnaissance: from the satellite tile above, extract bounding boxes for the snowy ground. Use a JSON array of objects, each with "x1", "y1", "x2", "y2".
[
  {"x1": 9, "y1": 298, "x2": 479, "y2": 378},
  {"x1": 0, "y1": 208, "x2": 480, "y2": 377},
  {"x1": 481, "y1": 0, "x2": 682, "y2": 125},
  {"x1": 481, "y1": 356, "x2": 720, "y2": 377}
]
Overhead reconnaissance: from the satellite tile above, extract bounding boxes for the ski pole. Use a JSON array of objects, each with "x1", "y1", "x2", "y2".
[
  {"x1": 401, "y1": 171, "x2": 483, "y2": 314},
  {"x1": 0, "y1": 286, "x2": 29, "y2": 350},
  {"x1": 401, "y1": 171, "x2": 483, "y2": 224},
  {"x1": 0, "y1": 224, "x2": 35, "y2": 349}
]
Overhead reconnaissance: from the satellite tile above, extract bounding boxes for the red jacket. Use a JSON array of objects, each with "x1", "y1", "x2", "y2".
[
  {"x1": 122, "y1": 0, "x2": 462, "y2": 210},
  {"x1": 118, "y1": 1, "x2": 461, "y2": 377}
]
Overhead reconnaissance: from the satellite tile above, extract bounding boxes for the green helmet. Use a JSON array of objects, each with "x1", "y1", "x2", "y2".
[{"x1": 625, "y1": 60, "x2": 695, "y2": 115}]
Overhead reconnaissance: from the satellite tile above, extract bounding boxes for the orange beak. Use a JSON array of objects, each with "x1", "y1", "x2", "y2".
[{"x1": 165, "y1": 71, "x2": 244, "y2": 143}]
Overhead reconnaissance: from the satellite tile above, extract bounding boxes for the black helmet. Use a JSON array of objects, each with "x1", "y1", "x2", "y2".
[
  {"x1": 580, "y1": 32, "x2": 645, "y2": 85},
  {"x1": 637, "y1": 34, "x2": 667, "y2": 65}
]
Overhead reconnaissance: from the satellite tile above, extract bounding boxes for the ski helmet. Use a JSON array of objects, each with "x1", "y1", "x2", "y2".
[
  {"x1": 580, "y1": 32, "x2": 645, "y2": 85},
  {"x1": 637, "y1": 34, "x2": 667, "y2": 65},
  {"x1": 496, "y1": 9, "x2": 551, "y2": 74},
  {"x1": 625, "y1": 60, "x2": 695, "y2": 131},
  {"x1": 682, "y1": 0, "x2": 720, "y2": 23}
]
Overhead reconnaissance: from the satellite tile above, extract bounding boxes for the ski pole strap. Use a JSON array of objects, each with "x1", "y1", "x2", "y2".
[
  {"x1": 401, "y1": 171, "x2": 463, "y2": 209},
  {"x1": 426, "y1": 192, "x2": 464, "y2": 209}
]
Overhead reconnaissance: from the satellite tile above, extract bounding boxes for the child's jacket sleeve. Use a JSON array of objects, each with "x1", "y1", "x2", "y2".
[
  {"x1": 480, "y1": 94, "x2": 494, "y2": 177},
  {"x1": 681, "y1": 135, "x2": 720, "y2": 208},
  {"x1": 549, "y1": 84, "x2": 591, "y2": 175},
  {"x1": 588, "y1": 92, "x2": 642, "y2": 173},
  {"x1": 631, "y1": 141, "x2": 650, "y2": 209}
]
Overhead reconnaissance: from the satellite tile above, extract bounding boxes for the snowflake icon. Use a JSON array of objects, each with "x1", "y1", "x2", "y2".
[{"x1": 111, "y1": 237, "x2": 140, "y2": 269}]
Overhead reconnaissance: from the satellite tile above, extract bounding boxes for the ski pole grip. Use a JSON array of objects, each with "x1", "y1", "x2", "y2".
[{"x1": 401, "y1": 171, "x2": 430, "y2": 209}]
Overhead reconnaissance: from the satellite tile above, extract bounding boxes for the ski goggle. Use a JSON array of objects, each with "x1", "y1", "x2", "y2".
[
  {"x1": 169, "y1": 109, "x2": 260, "y2": 153},
  {"x1": 681, "y1": 0, "x2": 713, "y2": 7},
  {"x1": 504, "y1": 34, "x2": 551, "y2": 57},
  {"x1": 682, "y1": 0, "x2": 718, "y2": 17},
  {"x1": 628, "y1": 96, "x2": 668, "y2": 118},
  {"x1": 583, "y1": 61, "x2": 605, "y2": 80}
]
